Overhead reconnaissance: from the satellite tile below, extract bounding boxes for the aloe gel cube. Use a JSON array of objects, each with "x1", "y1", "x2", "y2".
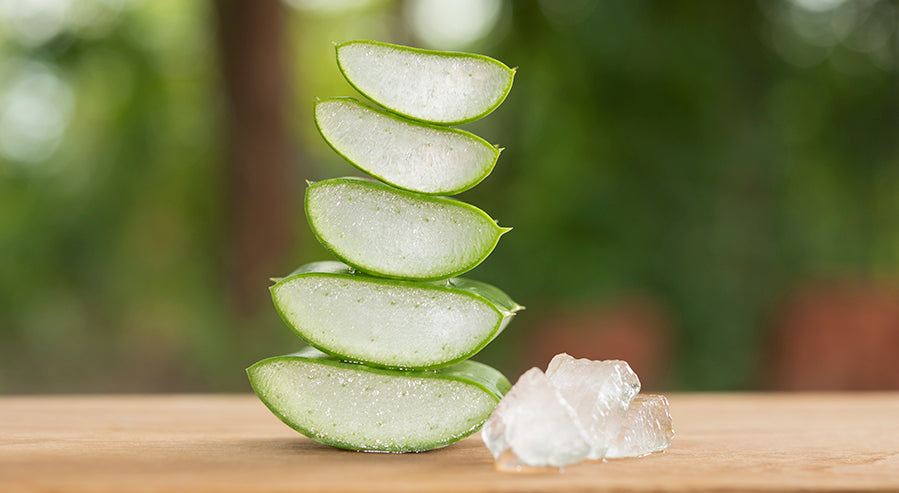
[{"x1": 545, "y1": 353, "x2": 641, "y2": 460}]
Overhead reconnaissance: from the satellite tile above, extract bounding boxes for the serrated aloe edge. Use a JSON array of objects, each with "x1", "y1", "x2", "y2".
[
  {"x1": 313, "y1": 97, "x2": 501, "y2": 195},
  {"x1": 247, "y1": 348, "x2": 511, "y2": 452},
  {"x1": 270, "y1": 261, "x2": 523, "y2": 370}
]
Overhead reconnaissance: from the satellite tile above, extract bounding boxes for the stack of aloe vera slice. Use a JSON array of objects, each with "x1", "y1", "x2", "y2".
[{"x1": 248, "y1": 41, "x2": 521, "y2": 453}]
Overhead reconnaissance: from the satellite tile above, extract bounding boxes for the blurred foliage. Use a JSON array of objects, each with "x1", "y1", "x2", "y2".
[
  {"x1": 470, "y1": 1, "x2": 899, "y2": 389},
  {"x1": 0, "y1": 0, "x2": 897, "y2": 392}
]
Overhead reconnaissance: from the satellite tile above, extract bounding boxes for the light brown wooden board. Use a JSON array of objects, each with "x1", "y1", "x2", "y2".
[{"x1": 1, "y1": 393, "x2": 898, "y2": 492}]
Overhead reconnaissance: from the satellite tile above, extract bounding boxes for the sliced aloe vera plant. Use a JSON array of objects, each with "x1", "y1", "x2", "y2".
[
  {"x1": 336, "y1": 40, "x2": 515, "y2": 125},
  {"x1": 247, "y1": 347, "x2": 511, "y2": 452},
  {"x1": 314, "y1": 98, "x2": 500, "y2": 195},
  {"x1": 305, "y1": 177, "x2": 509, "y2": 280},
  {"x1": 271, "y1": 261, "x2": 523, "y2": 369}
]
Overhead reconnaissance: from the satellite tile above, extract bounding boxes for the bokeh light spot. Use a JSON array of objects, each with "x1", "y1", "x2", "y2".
[
  {"x1": 790, "y1": 0, "x2": 847, "y2": 13},
  {"x1": 285, "y1": 0, "x2": 377, "y2": 14},
  {"x1": 0, "y1": 0, "x2": 73, "y2": 46},
  {"x1": 406, "y1": 0, "x2": 502, "y2": 50},
  {"x1": 0, "y1": 61, "x2": 74, "y2": 165}
]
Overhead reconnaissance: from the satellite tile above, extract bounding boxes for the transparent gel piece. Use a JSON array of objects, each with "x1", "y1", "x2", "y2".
[
  {"x1": 606, "y1": 394, "x2": 674, "y2": 458},
  {"x1": 544, "y1": 353, "x2": 641, "y2": 460},
  {"x1": 481, "y1": 368, "x2": 591, "y2": 470}
]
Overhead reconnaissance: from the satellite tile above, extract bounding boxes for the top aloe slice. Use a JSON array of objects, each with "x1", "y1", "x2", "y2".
[
  {"x1": 314, "y1": 98, "x2": 501, "y2": 195},
  {"x1": 336, "y1": 40, "x2": 515, "y2": 125},
  {"x1": 305, "y1": 177, "x2": 509, "y2": 280},
  {"x1": 247, "y1": 347, "x2": 511, "y2": 452}
]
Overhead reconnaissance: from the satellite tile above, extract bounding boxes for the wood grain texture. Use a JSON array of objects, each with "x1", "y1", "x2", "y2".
[{"x1": 1, "y1": 393, "x2": 898, "y2": 492}]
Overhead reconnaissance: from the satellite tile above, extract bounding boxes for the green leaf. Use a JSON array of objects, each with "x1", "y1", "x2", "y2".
[
  {"x1": 247, "y1": 347, "x2": 511, "y2": 452},
  {"x1": 270, "y1": 261, "x2": 523, "y2": 369},
  {"x1": 314, "y1": 97, "x2": 500, "y2": 195},
  {"x1": 336, "y1": 40, "x2": 515, "y2": 125},
  {"x1": 305, "y1": 177, "x2": 510, "y2": 280}
]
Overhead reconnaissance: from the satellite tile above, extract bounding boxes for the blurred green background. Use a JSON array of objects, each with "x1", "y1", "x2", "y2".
[{"x1": 2, "y1": 0, "x2": 898, "y2": 393}]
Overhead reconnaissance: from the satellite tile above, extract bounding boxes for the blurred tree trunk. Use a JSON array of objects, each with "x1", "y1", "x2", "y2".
[{"x1": 214, "y1": 0, "x2": 294, "y2": 315}]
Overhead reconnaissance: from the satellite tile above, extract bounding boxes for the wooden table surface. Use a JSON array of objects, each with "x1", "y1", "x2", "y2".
[{"x1": 1, "y1": 393, "x2": 898, "y2": 492}]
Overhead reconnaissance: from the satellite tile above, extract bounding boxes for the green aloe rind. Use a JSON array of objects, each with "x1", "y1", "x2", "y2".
[
  {"x1": 270, "y1": 261, "x2": 523, "y2": 370},
  {"x1": 313, "y1": 97, "x2": 501, "y2": 195},
  {"x1": 305, "y1": 177, "x2": 510, "y2": 281},
  {"x1": 247, "y1": 347, "x2": 511, "y2": 452},
  {"x1": 335, "y1": 40, "x2": 515, "y2": 125}
]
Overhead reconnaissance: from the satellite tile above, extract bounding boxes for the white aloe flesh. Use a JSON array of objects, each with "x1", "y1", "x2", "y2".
[
  {"x1": 305, "y1": 178, "x2": 509, "y2": 280},
  {"x1": 247, "y1": 348, "x2": 511, "y2": 452},
  {"x1": 336, "y1": 40, "x2": 515, "y2": 125},
  {"x1": 314, "y1": 98, "x2": 500, "y2": 195},
  {"x1": 271, "y1": 261, "x2": 523, "y2": 369}
]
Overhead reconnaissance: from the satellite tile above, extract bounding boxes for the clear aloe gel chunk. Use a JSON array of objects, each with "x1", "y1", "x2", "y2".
[
  {"x1": 545, "y1": 353, "x2": 641, "y2": 460},
  {"x1": 335, "y1": 40, "x2": 515, "y2": 125},
  {"x1": 314, "y1": 98, "x2": 501, "y2": 195},
  {"x1": 247, "y1": 347, "x2": 511, "y2": 452},
  {"x1": 271, "y1": 262, "x2": 523, "y2": 369},
  {"x1": 481, "y1": 367, "x2": 592, "y2": 469},
  {"x1": 605, "y1": 394, "x2": 674, "y2": 458},
  {"x1": 305, "y1": 177, "x2": 509, "y2": 280}
]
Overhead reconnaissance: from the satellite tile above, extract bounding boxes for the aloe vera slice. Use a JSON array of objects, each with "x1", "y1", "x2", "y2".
[
  {"x1": 314, "y1": 98, "x2": 500, "y2": 195},
  {"x1": 271, "y1": 261, "x2": 523, "y2": 369},
  {"x1": 305, "y1": 177, "x2": 509, "y2": 280},
  {"x1": 335, "y1": 40, "x2": 515, "y2": 125},
  {"x1": 247, "y1": 347, "x2": 511, "y2": 452}
]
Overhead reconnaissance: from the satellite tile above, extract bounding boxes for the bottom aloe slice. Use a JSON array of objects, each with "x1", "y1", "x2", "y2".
[
  {"x1": 271, "y1": 261, "x2": 522, "y2": 369},
  {"x1": 248, "y1": 348, "x2": 511, "y2": 452}
]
